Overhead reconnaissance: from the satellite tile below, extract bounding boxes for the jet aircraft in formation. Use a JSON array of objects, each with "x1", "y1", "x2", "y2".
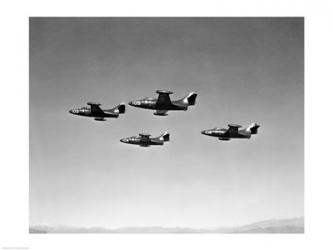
[
  {"x1": 201, "y1": 123, "x2": 260, "y2": 141},
  {"x1": 128, "y1": 90, "x2": 197, "y2": 116},
  {"x1": 120, "y1": 132, "x2": 170, "y2": 147},
  {"x1": 69, "y1": 90, "x2": 260, "y2": 145},
  {"x1": 69, "y1": 102, "x2": 126, "y2": 121}
]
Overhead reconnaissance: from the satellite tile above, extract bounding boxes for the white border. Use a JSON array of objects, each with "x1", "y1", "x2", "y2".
[{"x1": 1, "y1": 0, "x2": 332, "y2": 249}]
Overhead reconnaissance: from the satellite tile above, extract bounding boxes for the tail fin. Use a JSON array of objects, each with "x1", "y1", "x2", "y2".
[
  {"x1": 181, "y1": 92, "x2": 197, "y2": 106},
  {"x1": 108, "y1": 103, "x2": 126, "y2": 114},
  {"x1": 157, "y1": 132, "x2": 170, "y2": 142},
  {"x1": 246, "y1": 123, "x2": 260, "y2": 134}
]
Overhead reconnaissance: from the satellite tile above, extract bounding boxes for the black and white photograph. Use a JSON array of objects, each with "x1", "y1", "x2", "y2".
[
  {"x1": 3, "y1": 0, "x2": 333, "y2": 249},
  {"x1": 29, "y1": 17, "x2": 304, "y2": 234}
]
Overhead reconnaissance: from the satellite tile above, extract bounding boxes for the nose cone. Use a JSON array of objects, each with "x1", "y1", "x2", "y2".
[
  {"x1": 120, "y1": 138, "x2": 128, "y2": 143},
  {"x1": 201, "y1": 130, "x2": 213, "y2": 136},
  {"x1": 69, "y1": 109, "x2": 80, "y2": 115}
]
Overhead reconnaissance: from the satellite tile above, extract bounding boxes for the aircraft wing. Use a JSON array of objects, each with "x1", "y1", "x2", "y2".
[
  {"x1": 224, "y1": 124, "x2": 242, "y2": 136},
  {"x1": 87, "y1": 102, "x2": 104, "y2": 114},
  {"x1": 139, "y1": 133, "x2": 151, "y2": 138},
  {"x1": 156, "y1": 90, "x2": 173, "y2": 107},
  {"x1": 154, "y1": 110, "x2": 168, "y2": 116},
  {"x1": 139, "y1": 133, "x2": 151, "y2": 143}
]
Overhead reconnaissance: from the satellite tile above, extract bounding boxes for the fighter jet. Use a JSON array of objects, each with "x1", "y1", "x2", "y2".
[
  {"x1": 201, "y1": 123, "x2": 260, "y2": 141},
  {"x1": 120, "y1": 132, "x2": 170, "y2": 147},
  {"x1": 69, "y1": 102, "x2": 126, "y2": 121},
  {"x1": 128, "y1": 90, "x2": 197, "y2": 116}
]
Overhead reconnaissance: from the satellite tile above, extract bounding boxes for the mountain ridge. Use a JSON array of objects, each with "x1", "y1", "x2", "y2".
[{"x1": 30, "y1": 217, "x2": 304, "y2": 234}]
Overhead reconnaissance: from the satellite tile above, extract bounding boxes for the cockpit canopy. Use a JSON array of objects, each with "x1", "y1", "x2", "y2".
[
  {"x1": 213, "y1": 127, "x2": 223, "y2": 131},
  {"x1": 141, "y1": 97, "x2": 155, "y2": 104},
  {"x1": 79, "y1": 106, "x2": 90, "y2": 111}
]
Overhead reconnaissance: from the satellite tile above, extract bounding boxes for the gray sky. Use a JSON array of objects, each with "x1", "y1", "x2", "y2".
[{"x1": 30, "y1": 17, "x2": 303, "y2": 228}]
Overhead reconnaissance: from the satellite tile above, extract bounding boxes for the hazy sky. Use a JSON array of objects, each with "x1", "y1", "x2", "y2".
[{"x1": 30, "y1": 17, "x2": 303, "y2": 228}]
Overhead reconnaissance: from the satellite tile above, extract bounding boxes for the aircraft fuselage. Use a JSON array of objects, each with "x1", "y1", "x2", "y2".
[
  {"x1": 201, "y1": 128, "x2": 251, "y2": 140},
  {"x1": 69, "y1": 107, "x2": 119, "y2": 118},
  {"x1": 128, "y1": 99, "x2": 187, "y2": 111},
  {"x1": 120, "y1": 136, "x2": 165, "y2": 147}
]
